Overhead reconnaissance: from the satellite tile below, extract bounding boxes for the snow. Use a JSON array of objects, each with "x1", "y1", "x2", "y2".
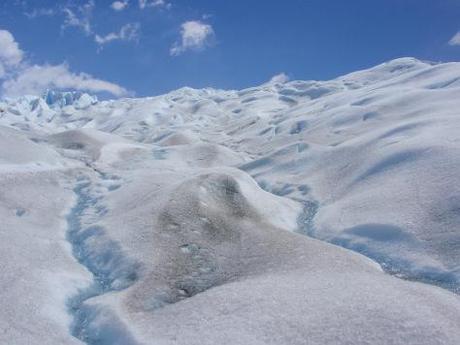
[
  {"x1": 0, "y1": 167, "x2": 89, "y2": 345},
  {"x1": 1, "y1": 57, "x2": 460, "y2": 344}
]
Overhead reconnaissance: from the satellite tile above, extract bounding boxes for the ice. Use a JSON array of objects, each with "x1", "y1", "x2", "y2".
[
  {"x1": 1, "y1": 58, "x2": 460, "y2": 344},
  {"x1": 43, "y1": 90, "x2": 98, "y2": 109}
]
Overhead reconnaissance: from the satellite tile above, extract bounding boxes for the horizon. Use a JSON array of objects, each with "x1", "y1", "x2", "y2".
[{"x1": 0, "y1": 57, "x2": 445, "y2": 101}]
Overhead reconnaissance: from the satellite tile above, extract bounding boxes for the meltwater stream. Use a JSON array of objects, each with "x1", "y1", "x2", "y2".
[
  {"x1": 66, "y1": 176, "x2": 141, "y2": 345},
  {"x1": 253, "y1": 177, "x2": 459, "y2": 294},
  {"x1": 296, "y1": 196, "x2": 460, "y2": 294}
]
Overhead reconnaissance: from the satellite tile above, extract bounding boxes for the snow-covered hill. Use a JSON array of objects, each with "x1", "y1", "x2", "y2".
[{"x1": 1, "y1": 57, "x2": 460, "y2": 345}]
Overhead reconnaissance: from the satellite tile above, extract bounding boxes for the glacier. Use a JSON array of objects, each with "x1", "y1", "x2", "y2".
[{"x1": 0, "y1": 57, "x2": 460, "y2": 344}]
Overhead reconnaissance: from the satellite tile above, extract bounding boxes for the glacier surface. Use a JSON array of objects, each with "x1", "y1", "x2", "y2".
[{"x1": 1, "y1": 57, "x2": 460, "y2": 344}]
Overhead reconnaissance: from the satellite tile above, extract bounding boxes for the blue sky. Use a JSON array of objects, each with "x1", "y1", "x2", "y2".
[{"x1": 0, "y1": 0, "x2": 460, "y2": 98}]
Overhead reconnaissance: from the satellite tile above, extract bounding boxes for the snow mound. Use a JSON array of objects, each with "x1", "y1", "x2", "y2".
[
  {"x1": 48, "y1": 128, "x2": 130, "y2": 162},
  {"x1": 0, "y1": 125, "x2": 61, "y2": 167},
  {"x1": 98, "y1": 166, "x2": 460, "y2": 345}
]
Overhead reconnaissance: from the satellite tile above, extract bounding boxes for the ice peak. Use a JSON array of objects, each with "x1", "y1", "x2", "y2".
[{"x1": 42, "y1": 89, "x2": 98, "y2": 109}]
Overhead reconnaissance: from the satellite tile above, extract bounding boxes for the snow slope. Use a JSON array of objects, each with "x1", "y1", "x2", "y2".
[{"x1": 1, "y1": 58, "x2": 460, "y2": 344}]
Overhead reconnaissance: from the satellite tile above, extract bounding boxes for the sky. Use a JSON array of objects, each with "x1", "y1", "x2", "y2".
[{"x1": 0, "y1": 0, "x2": 460, "y2": 98}]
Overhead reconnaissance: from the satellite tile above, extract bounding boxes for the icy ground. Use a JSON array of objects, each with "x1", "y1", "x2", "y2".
[{"x1": 1, "y1": 57, "x2": 460, "y2": 344}]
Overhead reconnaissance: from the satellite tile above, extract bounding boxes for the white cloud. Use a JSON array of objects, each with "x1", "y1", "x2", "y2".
[
  {"x1": 170, "y1": 20, "x2": 214, "y2": 56},
  {"x1": 111, "y1": 1, "x2": 129, "y2": 11},
  {"x1": 62, "y1": 0, "x2": 95, "y2": 36},
  {"x1": 0, "y1": 30, "x2": 24, "y2": 78},
  {"x1": 2, "y1": 64, "x2": 129, "y2": 98},
  {"x1": 139, "y1": 0, "x2": 170, "y2": 9},
  {"x1": 95, "y1": 23, "x2": 140, "y2": 46},
  {"x1": 269, "y1": 73, "x2": 290, "y2": 84},
  {"x1": 60, "y1": 1, "x2": 140, "y2": 49},
  {"x1": 0, "y1": 29, "x2": 129, "y2": 98},
  {"x1": 449, "y1": 31, "x2": 460, "y2": 46},
  {"x1": 24, "y1": 8, "x2": 56, "y2": 19}
]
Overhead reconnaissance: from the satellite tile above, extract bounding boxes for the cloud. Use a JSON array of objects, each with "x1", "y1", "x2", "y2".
[
  {"x1": 449, "y1": 31, "x2": 460, "y2": 46},
  {"x1": 0, "y1": 30, "x2": 24, "y2": 78},
  {"x1": 62, "y1": 0, "x2": 95, "y2": 36},
  {"x1": 95, "y1": 23, "x2": 140, "y2": 46},
  {"x1": 269, "y1": 73, "x2": 290, "y2": 84},
  {"x1": 0, "y1": 29, "x2": 129, "y2": 98},
  {"x1": 170, "y1": 20, "x2": 214, "y2": 56},
  {"x1": 111, "y1": 1, "x2": 129, "y2": 11},
  {"x1": 2, "y1": 64, "x2": 129, "y2": 98},
  {"x1": 139, "y1": 0, "x2": 170, "y2": 9},
  {"x1": 60, "y1": 1, "x2": 140, "y2": 49},
  {"x1": 25, "y1": 1, "x2": 142, "y2": 51},
  {"x1": 24, "y1": 8, "x2": 56, "y2": 19}
]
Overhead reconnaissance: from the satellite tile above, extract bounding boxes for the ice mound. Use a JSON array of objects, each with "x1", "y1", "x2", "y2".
[
  {"x1": 0, "y1": 125, "x2": 61, "y2": 167},
  {"x1": 48, "y1": 128, "x2": 137, "y2": 164},
  {"x1": 108, "y1": 168, "x2": 460, "y2": 345}
]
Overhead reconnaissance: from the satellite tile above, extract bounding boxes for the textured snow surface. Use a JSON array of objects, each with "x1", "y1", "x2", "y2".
[{"x1": 1, "y1": 58, "x2": 460, "y2": 344}]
